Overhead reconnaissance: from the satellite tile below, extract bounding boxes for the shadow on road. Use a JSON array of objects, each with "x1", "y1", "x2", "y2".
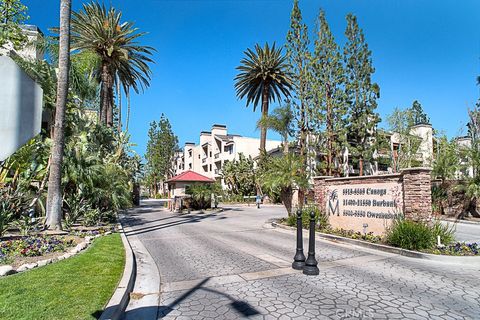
[{"x1": 157, "y1": 278, "x2": 260, "y2": 318}]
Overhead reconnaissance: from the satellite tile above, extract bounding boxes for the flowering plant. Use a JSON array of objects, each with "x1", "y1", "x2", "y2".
[{"x1": 0, "y1": 236, "x2": 74, "y2": 263}]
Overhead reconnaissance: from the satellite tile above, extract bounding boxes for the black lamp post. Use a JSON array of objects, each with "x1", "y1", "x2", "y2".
[
  {"x1": 303, "y1": 210, "x2": 319, "y2": 275},
  {"x1": 292, "y1": 209, "x2": 306, "y2": 270}
]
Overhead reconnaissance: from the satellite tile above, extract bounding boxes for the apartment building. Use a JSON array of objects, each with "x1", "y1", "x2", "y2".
[{"x1": 174, "y1": 124, "x2": 281, "y2": 182}]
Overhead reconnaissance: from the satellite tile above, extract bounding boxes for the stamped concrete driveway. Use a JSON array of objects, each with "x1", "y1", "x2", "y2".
[{"x1": 123, "y1": 200, "x2": 480, "y2": 320}]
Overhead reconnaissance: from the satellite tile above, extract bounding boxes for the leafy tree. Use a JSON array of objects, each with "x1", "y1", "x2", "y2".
[
  {"x1": 344, "y1": 14, "x2": 380, "y2": 176},
  {"x1": 221, "y1": 154, "x2": 257, "y2": 196},
  {"x1": 311, "y1": 10, "x2": 347, "y2": 176},
  {"x1": 45, "y1": 0, "x2": 72, "y2": 231},
  {"x1": 0, "y1": 0, "x2": 28, "y2": 51},
  {"x1": 387, "y1": 107, "x2": 422, "y2": 171},
  {"x1": 70, "y1": 2, "x2": 154, "y2": 127},
  {"x1": 260, "y1": 154, "x2": 308, "y2": 216},
  {"x1": 234, "y1": 42, "x2": 292, "y2": 151},
  {"x1": 145, "y1": 114, "x2": 179, "y2": 196},
  {"x1": 256, "y1": 102, "x2": 294, "y2": 154},
  {"x1": 411, "y1": 100, "x2": 430, "y2": 125},
  {"x1": 432, "y1": 135, "x2": 459, "y2": 183}
]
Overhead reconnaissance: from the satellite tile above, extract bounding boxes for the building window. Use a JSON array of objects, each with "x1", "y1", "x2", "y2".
[
  {"x1": 209, "y1": 164, "x2": 212, "y2": 171},
  {"x1": 224, "y1": 145, "x2": 233, "y2": 154},
  {"x1": 209, "y1": 151, "x2": 212, "y2": 157},
  {"x1": 198, "y1": 154, "x2": 200, "y2": 159},
  {"x1": 188, "y1": 150, "x2": 192, "y2": 157},
  {"x1": 189, "y1": 163, "x2": 192, "y2": 169}
]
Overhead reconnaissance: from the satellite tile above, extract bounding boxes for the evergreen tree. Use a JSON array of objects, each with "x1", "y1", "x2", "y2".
[
  {"x1": 145, "y1": 114, "x2": 178, "y2": 196},
  {"x1": 410, "y1": 100, "x2": 430, "y2": 125},
  {"x1": 285, "y1": 0, "x2": 312, "y2": 207},
  {"x1": 285, "y1": 0, "x2": 312, "y2": 161},
  {"x1": 311, "y1": 10, "x2": 347, "y2": 176},
  {"x1": 343, "y1": 14, "x2": 380, "y2": 176}
]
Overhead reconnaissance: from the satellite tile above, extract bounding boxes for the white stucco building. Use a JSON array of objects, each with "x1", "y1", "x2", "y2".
[{"x1": 174, "y1": 124, "x2": 281, "y2": 183}]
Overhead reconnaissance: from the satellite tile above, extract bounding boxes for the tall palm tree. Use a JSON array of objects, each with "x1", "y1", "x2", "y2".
[
  {"x1": 235, "y1": 43, "x2": 292, "y2": 151},
  {"x1": 45, "y1": 0, "x2": 71, "y2": 230},
  {"x1": 256, "y1": 102, "x2": 294, "y2": 154},
  {"x1": 70, "y1": 2, "x2": 154, "y2": 128}
]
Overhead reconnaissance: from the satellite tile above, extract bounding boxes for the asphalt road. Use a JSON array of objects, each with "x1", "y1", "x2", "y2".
[
  {"x1": 123, "y1": 200, "x2": 480, "y2": 319},
  {"x1": 442, "y1": 220, "x2": 480, "y2": 244}
]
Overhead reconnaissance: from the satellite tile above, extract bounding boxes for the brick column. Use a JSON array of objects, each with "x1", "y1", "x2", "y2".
[
  {"x1": 401, "y1": 167, "x2": 432, "y2": 222},
  {"x1": 313, "y1": 176, "x2": 332, "y2": 213}
]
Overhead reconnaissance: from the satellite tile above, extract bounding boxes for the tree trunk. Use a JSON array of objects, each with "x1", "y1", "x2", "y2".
[
  {"x1": 116, "y1": 75, "x2": 122, "y2": 133},
  {"x1": 45, "y1": 0, "x2": 71, "y2": 231},
  {"x1": 260, "y1": 84, "x2": 269, "y2": 152},
  {"x1": 100, "y1": 62, "x2": 114, "y2": 127},
  {"x1": 359, "y1": 158, "x2": 364, "y2": 176},
  {"x1": 125, "y1": 87, "x2": 131, "y2": 132},
  {"x1": 283, "y1": 133, "x2": 289, "y2": 154},
  {"x1": 281, "y1": 187, "x2": 293, "y2": 217}
]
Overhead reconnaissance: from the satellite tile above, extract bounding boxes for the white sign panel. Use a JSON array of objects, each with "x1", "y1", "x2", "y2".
[
  {"x1": 325, "y1": 182, "x2": 403, "y2": 235},
  {"x1": 0, "y1": 55, "x2": 43, "y2": 161}
]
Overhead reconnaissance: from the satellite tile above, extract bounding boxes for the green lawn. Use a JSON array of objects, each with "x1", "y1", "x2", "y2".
[{"x1": 0, "y1": 234, "x2": 125, "y2": 320}]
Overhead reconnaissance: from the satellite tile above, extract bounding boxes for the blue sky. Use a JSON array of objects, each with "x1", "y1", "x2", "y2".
[{"x1": 24, "y1": 0, "x2": 480, "y2": 156}]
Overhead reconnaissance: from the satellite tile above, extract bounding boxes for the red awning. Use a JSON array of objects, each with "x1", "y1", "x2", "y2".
[{"x1": 166, "y1": 170, "x2": 215, "y2": 183}]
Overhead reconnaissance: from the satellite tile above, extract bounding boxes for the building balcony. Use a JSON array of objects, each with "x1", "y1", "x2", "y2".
[
  {"x1": 202, "y1": 157, "x2": 207, "y2": 164},
  {"x1": 214, "y1": 169, "x2": 220, "y2": 175}
]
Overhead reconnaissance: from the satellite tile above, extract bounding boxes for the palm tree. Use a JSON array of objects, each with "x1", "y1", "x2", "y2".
[
  {"x1": 256, "y1": 102, "x2": 294, "y2": 154},
  {"x1": 235, "y1": 43, "x2": 292, "y2": 151},
  {"x1": 70, "y1": 2, "x2": 154, "y2": 127},
  {"x1": 45, "y1": 0, "x2": 71, "y2": 230},
  {"x1": 261, "y1": 153, "x2": 308, "y2": 216}
]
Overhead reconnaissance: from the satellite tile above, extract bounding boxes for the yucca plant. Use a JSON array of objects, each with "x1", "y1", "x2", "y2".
[{"x1": 235, "y1": 43, "x2": 292, "y2": 151}]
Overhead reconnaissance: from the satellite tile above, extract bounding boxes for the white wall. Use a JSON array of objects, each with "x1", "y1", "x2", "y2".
[{"x1": 0, "y1": 56, "x2": 43, "y2": 161}]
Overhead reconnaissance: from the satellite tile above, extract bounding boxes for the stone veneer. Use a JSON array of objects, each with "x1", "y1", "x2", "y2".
[{"x1": 313, "y1": 167, "x2": 432, "y2": 234}]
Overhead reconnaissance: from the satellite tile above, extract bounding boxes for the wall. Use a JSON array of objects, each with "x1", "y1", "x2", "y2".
[
  {"x1": 314, "y1": 168, "x2": 432, "y2": 235},
  {"x1": 0, "y1": 56, "x2": 43, "y2": 161}
]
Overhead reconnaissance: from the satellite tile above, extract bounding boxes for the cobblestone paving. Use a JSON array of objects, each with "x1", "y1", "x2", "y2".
[{"x1": 126, "y1": 202, "x2": 480, "y2": 319}]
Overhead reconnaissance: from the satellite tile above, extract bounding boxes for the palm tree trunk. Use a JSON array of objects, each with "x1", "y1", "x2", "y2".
[
  {"x1": 283, "y1": 133, "x2": 289, "y2": 154},
  {"x1": 100, "y1": 62, "x2": 114, "y2": 127},
  {"x1": 260, "y1": 84, "x2": 269, "y2": 152},
  {"x1": 125, "y1": 87, "x2": 131, "y2": 132},
  {"x1": 116, "y1": 75, "x2": 122, "y2": 133},
  {"x1": 45, "y1": 0, "x2": 71, "y2": 231}
]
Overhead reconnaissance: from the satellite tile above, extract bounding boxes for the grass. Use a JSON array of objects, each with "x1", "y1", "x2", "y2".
[{"x1": 0, "y1": 234, "x2": 125, "y2": 320}]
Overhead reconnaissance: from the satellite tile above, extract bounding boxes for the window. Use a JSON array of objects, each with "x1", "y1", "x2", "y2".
[
  {"x1": 209, "y1": 164, "x2": 212, "y2": 171},
  {"x1": 188, "y1": 150, "x2": 192, "y2": 157},
  {"x1": 189, "y1": 163, "x2": 192, "y2": 169},
  {"x1": 198, "y1": 154, "x2": 200, "y2": 159},
  {"x1": 209, "y1": 151, "x2": 212, "y2": 157},
  {"x1": 224, "y1": 145, "x2": 233, "y2": 154}
]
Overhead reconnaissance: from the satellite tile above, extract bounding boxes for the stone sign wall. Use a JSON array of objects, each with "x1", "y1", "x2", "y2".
[{"x1": 314, "y1": 168, "x2": 432, "y2": 235}]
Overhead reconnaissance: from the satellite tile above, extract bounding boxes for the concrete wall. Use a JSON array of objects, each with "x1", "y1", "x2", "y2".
[{"x1": 0, "y1": 56, "x2": 43, "y2": 161}]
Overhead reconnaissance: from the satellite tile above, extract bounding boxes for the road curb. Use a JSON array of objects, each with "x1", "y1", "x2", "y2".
[
  {"x1": 271, "y1": 221, "x2": 480, "y2": 264},
  {"x1": 99, "y1": 222, "x2": 136, "y2": 320}
]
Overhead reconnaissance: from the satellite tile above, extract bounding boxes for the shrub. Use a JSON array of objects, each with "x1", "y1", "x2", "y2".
[
  {"x1": 285, "y1": 206, "x2": 329, "y2": 231},
  {"x1": 83, "y1": 208, "x2": 102, "y2": 227},
  {"x1": 431, "y1": 220, "x2": 455, "y2": 246},
  {"x1": 386, "y1": 219, "x2": 434, "y2": 251},
  {"x1": 0, "y1": 201, "x2": 14, "y2": 238}
]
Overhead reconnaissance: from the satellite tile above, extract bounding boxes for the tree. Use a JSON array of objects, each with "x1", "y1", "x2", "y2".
[
  {"x1": 221, "y1": 154, "x2": 257, "y2": 196},
  {"x1": 261, "y1": 154, "x2": 308, "y2": 216},
  {"x1": 285, "y1": 0, "x2": 313, "y2": 208},
  {"x1": 432, "y1": 135, "x2": 459, "y2": 183},
  {"x1": 410, "y1": 100, "x2": 430, "y2": 125},
  {"x1": 234, "y1": 42, "x2": 292, "y2": 151},
  {"x1": 387, "y1": 107, "x2": 422, "y2": 171},
  {"x1": 45, "y1": 0, "x2": 71, "y2": 230},
  {"x1": 311, "y1": 10, "x2": 347, "y2": 176},
  {"x1": 256, "y1": 102, "x2": 294, "y2": 154},
  {"x1": 344, "y1": 14, "x2": 380, "y2": 176},
  {"x1": 70, "y1": 2, "x2": 154, "y2": 127},
  {"x1": 145, "y1": 114, "x2": 178, "y2": 196},
  {"x1": 0, "y1": 0, "x2": 28, "y2": 51}
]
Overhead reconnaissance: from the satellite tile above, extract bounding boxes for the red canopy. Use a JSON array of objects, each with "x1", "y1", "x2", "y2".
[{"x1": 166, "y1": 170, "x2": 215, "y2": 183}]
